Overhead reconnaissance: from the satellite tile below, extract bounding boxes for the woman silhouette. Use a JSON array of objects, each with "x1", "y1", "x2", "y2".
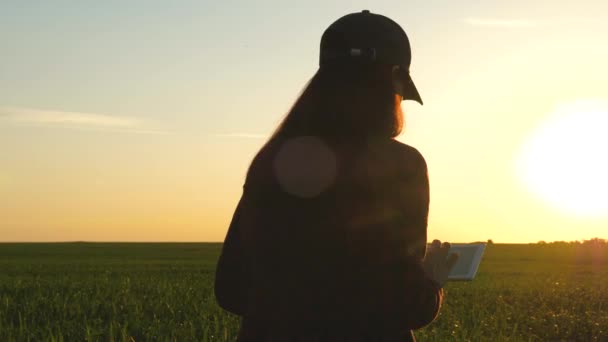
[{"x1": 215, "y1": 10, "x2": 458, "y2": 342}]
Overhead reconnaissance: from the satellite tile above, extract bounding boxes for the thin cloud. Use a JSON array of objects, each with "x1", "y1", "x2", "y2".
[
  {"x1": 0, "y1": 106, "x2": 169, "y2": 134},
  {"x1": 463, "y1": 17, "x2": 541, "y2": 28},
  {"x1": 561, "y1": 16, "x2": 601, "y2": 25},
  {"x1": 214, "y1": 133, "x2": 268, "y2": 139},
  {"x1": 61, "y1": 125, "x2": 172, "y2": 135}
]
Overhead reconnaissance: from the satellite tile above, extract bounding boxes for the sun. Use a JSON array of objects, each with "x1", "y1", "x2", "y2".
[{"x1": 516, "y1": 100, "x2": 608, "y2": 218}]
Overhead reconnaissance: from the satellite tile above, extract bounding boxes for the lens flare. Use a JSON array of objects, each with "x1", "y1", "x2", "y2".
[{"x1": 273, "y1": 136, "x2": 337, "y2": 198}]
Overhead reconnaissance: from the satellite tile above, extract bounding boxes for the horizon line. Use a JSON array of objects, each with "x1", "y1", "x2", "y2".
[{"x1": 0, "y1": 240, "x2": 599, "y2": 244}]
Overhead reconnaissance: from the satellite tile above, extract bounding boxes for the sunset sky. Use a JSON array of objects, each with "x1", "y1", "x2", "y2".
[{"x1": 1, "y1": 1, "x2": 607, "y2": 243}]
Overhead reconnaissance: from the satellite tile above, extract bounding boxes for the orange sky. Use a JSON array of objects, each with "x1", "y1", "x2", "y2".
[{"x1": 1, "y1": 1, "x2": 608, "y2": 242}]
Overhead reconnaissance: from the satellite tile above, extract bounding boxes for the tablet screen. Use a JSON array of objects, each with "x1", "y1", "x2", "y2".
[{"x1": 446, "y1": 243, "x2": 486, "y2": 281}]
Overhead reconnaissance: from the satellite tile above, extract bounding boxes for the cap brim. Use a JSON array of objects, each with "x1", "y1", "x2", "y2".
[{"x1": 403, "y1": 74, "x2": 423, "y2": 105}]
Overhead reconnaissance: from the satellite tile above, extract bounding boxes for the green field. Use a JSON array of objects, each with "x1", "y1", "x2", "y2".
[{"x1": 0, "y1": 242, "x2": 606, "y2": 341}]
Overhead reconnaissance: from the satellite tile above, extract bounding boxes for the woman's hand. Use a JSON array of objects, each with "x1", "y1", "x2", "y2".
[{"x1": 422, "y1": 240, "x2": 459, "y2": 288}]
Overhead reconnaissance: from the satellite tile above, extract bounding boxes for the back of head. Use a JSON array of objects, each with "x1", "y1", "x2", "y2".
[
  {"x1": 247, "y1": 9, "x2": 426, "y2": 192},
  {"x1": 267, "y1": 9, "x2": 423, "y2": 143},
  {"x1": 273, "y1": 62, "x2": 402, "y2": 141}
]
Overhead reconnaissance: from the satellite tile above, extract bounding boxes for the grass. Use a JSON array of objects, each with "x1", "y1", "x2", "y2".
[{"x1": 0, "y1": 242, "x2": 606, "y2": 341}]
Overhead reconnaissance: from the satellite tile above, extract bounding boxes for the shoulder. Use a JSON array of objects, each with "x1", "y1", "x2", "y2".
[
  {"x1": 387, "y1": 139, "x2": 428, "y2": 172},
  {"x1": 245, "y1": 140, "x2": 280, "y2": 189}
]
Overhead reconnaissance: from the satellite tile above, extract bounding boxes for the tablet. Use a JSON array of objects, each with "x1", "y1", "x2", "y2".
[{"x1": 447, "y1": 243, "x2": 486, "y2": 281}]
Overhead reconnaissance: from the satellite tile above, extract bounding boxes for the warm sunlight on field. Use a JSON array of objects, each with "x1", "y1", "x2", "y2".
[
  {"x1": 516, "y1": 100, "x2": 608, "y2": 218},
  {"x1": 1, "y1": 242, "x2": 606, "y2": 340}
]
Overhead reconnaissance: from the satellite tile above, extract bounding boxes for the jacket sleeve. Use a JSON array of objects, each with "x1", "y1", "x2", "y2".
[
  {"x1": 402, "y1": 260, "x2": 444, "y2": 330},
  {"x1": 214, "y1": 190, "x2": 250, "y2": 316},
  {"x1": 398, "y1": 152, "x2": 444, "y2": 330}
]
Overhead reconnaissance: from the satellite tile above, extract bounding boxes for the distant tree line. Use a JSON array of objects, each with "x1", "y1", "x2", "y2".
[
  {"x1": 534, "y1": 237, "x2": 607, "y2": 246},
  {"x1": 457, "y1": 238, "x2": 606, "y2": 247}
]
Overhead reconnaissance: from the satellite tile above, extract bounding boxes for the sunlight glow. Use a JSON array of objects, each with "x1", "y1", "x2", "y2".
[{"x1": 516, "y1": 100, "x2": 608, "y2": 218}]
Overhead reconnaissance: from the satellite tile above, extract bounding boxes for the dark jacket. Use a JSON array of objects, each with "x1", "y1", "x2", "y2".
[{"x1": 215, "y1": 138, "x2": 443, "y2": 341}]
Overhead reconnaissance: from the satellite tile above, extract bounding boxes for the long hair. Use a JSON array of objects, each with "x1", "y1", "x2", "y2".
[
  {"x1": 247, "y1": 63, "x2": 403, "y2": 182},
  {"x1": 273, "y1": 63, "x2": 403, "y2": 141}
]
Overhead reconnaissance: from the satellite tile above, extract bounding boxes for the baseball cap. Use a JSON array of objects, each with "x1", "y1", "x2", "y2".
[{"x1": 319, "y1": 10, "x2": 423, "y2": 105}]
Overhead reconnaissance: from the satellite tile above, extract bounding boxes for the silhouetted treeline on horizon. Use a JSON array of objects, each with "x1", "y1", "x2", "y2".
[{"x1": 533, "y1": 237, "x2": 607, "y2": 246}]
